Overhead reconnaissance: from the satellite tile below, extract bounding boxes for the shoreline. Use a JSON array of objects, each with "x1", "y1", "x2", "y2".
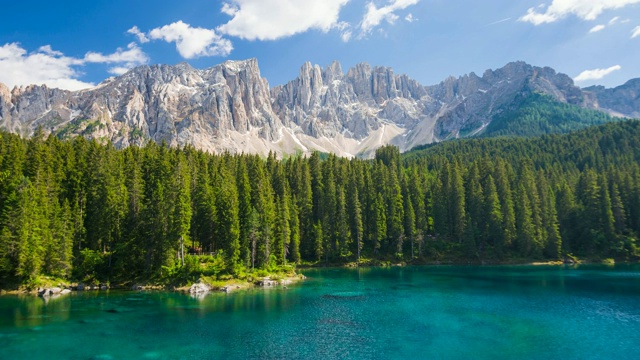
[
  {"x1": 2, "y1": 259, "x2": 635, "y2": 296},
  {"x1": 0, "y1": 274, "x2": 307, "y2": 297}
]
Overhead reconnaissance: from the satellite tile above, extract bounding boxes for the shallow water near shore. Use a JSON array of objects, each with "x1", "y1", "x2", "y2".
[{"x1": 1, "y1": 265, "x2": 640, "y2": 359}]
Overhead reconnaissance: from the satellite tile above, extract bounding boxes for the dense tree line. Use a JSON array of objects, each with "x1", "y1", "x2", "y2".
[{"x1": 1, "y1": 121, "x2": 639, "y2": 286}]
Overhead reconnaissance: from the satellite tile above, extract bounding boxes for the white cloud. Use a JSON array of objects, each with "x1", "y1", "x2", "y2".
[
  {"x1": 520, "y1": 0, "x2": 640, "y2": 25},
  {"x1": 84, "y1": 42, "x2": 148, "y2": 66},
  {"x1": 609, "y1": 16, "x2": 620, "y2": 24},
  {"x1": 632, "y1": 25, "x2": 640, "y2": 38},
  {"x1": 107, "y1": 67, "x2": 131, "y2": 76},
  {"x1": 148, "y1": 21, "x2": 232, "y2": 58},
  {"x1": 574, "y1": 65, "x2": 621, "y2": 82},
  {"x1": 37, "y1": 45, "x2": 63, "y2": 56},
  {"x1": 341, "y1": 30, "x2": 353, "y2": 42},
  {"x1": 217, "y1": 0, "x2": 350, "y2": 41},
  {"x1": 127, "y1": 26, "x2": 149, "y2": 43},
  {"x1": 405, "y1": 13, "x2": 415, "y2": 22},
  {"x1": 221, "y1": 2, "x2": 239, "y2": 16},
  {"x1": 360, "y1": 0, "x2": 420, "y2": 36},
  {"x1": 589, "y1": 24, "x2": 606, "y2": 32},
  {"x1": 0, "y1": 42, "x2": 149, "y2": 91},
  {"x1": 333, "y1": 21, "x2": 353, "y2": 42}
]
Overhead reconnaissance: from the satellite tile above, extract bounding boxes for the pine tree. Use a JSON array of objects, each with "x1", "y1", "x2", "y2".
[
  {"x1": 323, "y1": 159, "x2": 337, "y2": 261},
  {"x1": 289, "y1": 196, "x2": 301, "y2": 264},
  {"x1": 297, "y1": 159, "x2": 314, "y2": 259},
  {"x1": 214, "y1": 168, "x2": 241, "y2": 272},
  {"x1": 387, "y1": 165, "x2": 404, "y2": 255},
  {"x1": 172, "y1": 154, "x2": 192, "y2": 267},
  {"x1": 249, "y1": 158, "x2": 275, "y2": 267},
  {"x1": 313, "y1": 222, "x2": 324, "y2": 263},
  {"x1": 13, "y1": 179, "x2": 46, "y2": 279},
  {"x1": 598, "y1": 175, "x2": 615, "y2": 253},
  {"x1": 515, "y1": 183, "x2": 535, "y2": 257},
  {"x1": 408, "y1": 168, "x2": 427, "y2": 240},
  {"x1": 236, "y1": 159, "x2": 253, "y2": 268},
  {"x1": 191, "y1": 158, "x2": 216, "y2": 253},
  {"x1": 335, "y1": 187, "x2": 351, "y2": 258},
  {"x1": 274, "y1": 195, "x2": 291, "y2": 265},
  {"x1": 373, "y1": 193, "x2": 387, "y2": 254},
  {"x1": 465, "y1": 162, "x2": 483, "y2": 252},
  {"x1": 402, "y1": 175, "x2": 416, "y2": 259},
  {"x1": 494, "y1": 160, "x2": 516, "y2": 251},
  {"x1": 543, "y1": 187, "x2": 562, "y2": 259},
  {"x1": 349, "y1": 186, "x2": 363, "y2": 263},
  {"x1": 483, "y1": 174, "x2": 504, "y2": 255},
  {"x1": 610, "y1": 183, "x2": 626, "y2": 234},
  {"x1": 449, "y1": 161, "x2": 466, "y2": 243}
]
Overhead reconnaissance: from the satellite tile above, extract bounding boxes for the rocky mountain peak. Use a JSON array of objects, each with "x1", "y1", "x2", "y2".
[
  {"x1": 0, "y1": 82, "x2": 11, "y2": 99},
  {"x1": 324, "y1": 60, "x2": 344, "y2": 83},
  {"x1": 583, "y1": 77, "x2": 640, "y2": 118}
]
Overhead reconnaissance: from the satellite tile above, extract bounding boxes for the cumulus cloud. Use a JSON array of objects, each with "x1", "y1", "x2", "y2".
[
  {"x1": 148, "y1": 21, "x2": 232, "y2": 58},
  {"x1": 520, "y1": 0, "x2": 640, "y2": 25},
  {"x1": 127, "y1": 26, "x2": 149, "y2": 43},
  {"x1": 217, "y1": 0, "x2": 350, "y2": 41},
  {"x1": 574, "y1": 65, "x2": 622, "y2": 82},
  {"x1": 0, "y1": 42, "x2": 150, "y2": 90},
  {"x1": 405, "y1": 13, "x2": 415, "y2": 22},
  {"x1": 589, "y1": 24, "x2": 606, "y2": 32},
  {"x1": 360, "y1": 0, "x2": 420, "y2": 35},
  {"x1": 0, "y1": 43, "x2": 90, "y2": 90},
  {"x1": 632, "y1": 25, "x2": 640, "y2": 38},
  {"x1": 84, "y1": 42, "x2": 149, "y2": 75}
]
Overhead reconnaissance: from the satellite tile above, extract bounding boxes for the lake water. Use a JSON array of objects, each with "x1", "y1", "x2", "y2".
[{"x1": 1, "y1": 265, "x2": 640, "y2": 359}]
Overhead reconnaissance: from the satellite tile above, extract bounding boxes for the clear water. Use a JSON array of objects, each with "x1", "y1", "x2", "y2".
[{"x1": 1, "y1": 265, "x2": 640, "y2": 359}]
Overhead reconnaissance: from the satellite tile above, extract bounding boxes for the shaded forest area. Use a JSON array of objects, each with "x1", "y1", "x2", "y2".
[{"x1": 1, "y1": 121, "x2": 639, "y2": 288}]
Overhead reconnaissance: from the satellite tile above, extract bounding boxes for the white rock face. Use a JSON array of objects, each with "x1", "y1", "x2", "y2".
[{"x1": 0, "y1": 59, "x2": 630, "y2": 157}]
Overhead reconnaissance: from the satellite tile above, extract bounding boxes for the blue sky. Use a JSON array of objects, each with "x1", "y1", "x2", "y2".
[{"x1": 1, "y1": 0, "x2": 639, "y2": 91}]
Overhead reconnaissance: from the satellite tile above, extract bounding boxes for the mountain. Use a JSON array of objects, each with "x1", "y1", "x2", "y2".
[
  {"x1": 583, "y1": 79, "x2": 640, "y2": 119},
  {"x1": 0, "y1": 59, "x2": 637, "y2": 157},
  {"x1": 0, "y1": 60, "x2": 283, "y2": 154},
  {"x1": 479, "y1": 93, "x2": 617, "y2": 138}
]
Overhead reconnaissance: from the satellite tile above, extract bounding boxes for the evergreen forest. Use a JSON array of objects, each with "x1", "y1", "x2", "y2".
[
  {"x1": 480, "y1": 93, "x2": 619, "y2": 138},
  {"x1": 1, "y1": 120, "x2": 640, "y2": 288}
]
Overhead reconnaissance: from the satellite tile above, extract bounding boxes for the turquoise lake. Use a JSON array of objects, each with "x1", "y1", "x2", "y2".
[{"x1": 1, "y1": 265, "x2": 640, "y2": 359}]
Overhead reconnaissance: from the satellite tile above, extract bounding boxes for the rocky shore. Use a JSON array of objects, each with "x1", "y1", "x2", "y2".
[{"x1": 179, "y1": 274, "x2": 306, "y2": 297}]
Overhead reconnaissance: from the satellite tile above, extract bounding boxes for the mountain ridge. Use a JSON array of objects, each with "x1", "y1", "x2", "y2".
[{"x1": 0, "y1": 59, "x2": 637, "y2": 157}]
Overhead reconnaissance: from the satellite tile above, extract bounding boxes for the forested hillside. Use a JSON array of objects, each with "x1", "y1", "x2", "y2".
[
  {"x1": 1, "y1": 121, "x2": 639, "y2": 288},
  {"x1": 479, "y1": 93, "x2": 620, "y2": 138}
]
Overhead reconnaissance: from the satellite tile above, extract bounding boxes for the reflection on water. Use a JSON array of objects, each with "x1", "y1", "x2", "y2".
[{"x1": 1, "y1": 264, "x2": 640, "y2": 359}]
